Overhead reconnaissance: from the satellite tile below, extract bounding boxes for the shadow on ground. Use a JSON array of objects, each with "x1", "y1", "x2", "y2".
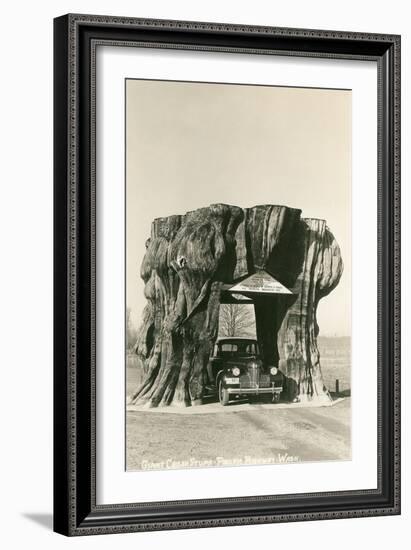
[{"x1": 23, "y1": 513, "x2": 53, "y2": 530}]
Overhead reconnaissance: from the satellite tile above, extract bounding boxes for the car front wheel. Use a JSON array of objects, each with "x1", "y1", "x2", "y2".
[{"x1": 218, "y1": 380, "x2": 230, "y2": 406}]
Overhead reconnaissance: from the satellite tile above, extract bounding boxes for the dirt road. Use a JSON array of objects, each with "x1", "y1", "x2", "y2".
[{"x1": 126, "y1": 398, "x2": 350, "y2": 471}]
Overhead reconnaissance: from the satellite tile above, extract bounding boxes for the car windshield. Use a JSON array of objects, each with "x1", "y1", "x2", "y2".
[{"x1": 218, "y1": 341, "x2": 258, "y2": 356}]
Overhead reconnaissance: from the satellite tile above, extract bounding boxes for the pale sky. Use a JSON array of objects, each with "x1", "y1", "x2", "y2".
[{"x1": 126, "y1": 79, "x2": 351, "y2": 336}]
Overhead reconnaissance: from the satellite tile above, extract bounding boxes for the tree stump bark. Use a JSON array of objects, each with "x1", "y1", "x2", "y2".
[
  {"x1": 277, "y1": 219, "x2": 344, "y2": 402},
  {"x1": 130, "y1": 203, "x2": 343, "y2": 407}
]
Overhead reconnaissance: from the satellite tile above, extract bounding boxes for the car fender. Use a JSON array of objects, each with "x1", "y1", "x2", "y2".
[{"x1": 216, "y1": 370, "x2": 225, "y2": 388}]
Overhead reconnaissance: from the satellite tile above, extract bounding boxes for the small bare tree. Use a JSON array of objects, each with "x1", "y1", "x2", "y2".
[{"x1": 218, "y1": 304, "x2": 256, "y2": 338}]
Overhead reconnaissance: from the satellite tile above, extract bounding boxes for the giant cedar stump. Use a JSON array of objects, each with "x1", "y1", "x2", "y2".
[{"x1": 130, "y1": 204, "x2": 343, "y2": 407}]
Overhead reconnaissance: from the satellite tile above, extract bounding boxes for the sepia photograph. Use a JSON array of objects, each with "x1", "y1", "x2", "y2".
[{"x1": 125, "y1": 78, "x2": 352, "y2": 472}]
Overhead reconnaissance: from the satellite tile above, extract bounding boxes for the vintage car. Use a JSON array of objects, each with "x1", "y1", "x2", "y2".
[{"x1": 206, "y1": 337, "x2": 284, "y2": 406}]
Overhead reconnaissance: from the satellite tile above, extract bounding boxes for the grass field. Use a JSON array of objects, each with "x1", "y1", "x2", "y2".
[{"x1": 318, "y1": 336, "x2": 351, "y2": 394}]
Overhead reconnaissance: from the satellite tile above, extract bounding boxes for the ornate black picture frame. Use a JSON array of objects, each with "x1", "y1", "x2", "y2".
[{"x1": 53, "y1": 14, "x2": 400, "y2": 536}]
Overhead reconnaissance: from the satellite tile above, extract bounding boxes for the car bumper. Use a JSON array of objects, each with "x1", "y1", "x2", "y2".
[{"x1": 227, "y1": 386, "x2": 283, "y2": 395}]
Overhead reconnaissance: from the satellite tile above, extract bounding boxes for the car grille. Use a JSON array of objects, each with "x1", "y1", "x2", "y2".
[
  {"x1": 239, "y1": 370, "x2": 271, "y2": 389},
  {"x1": 240, "y1": 375, "x2": 251, "y2": 388},
  {"x1": 259, "y1": 374, "x2": 271, "y2": 388},
  {"x1": 249, "y1": 364, "x2": 259, "y2": 387}
]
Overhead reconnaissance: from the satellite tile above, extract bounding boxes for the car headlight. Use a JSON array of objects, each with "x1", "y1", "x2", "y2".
[
  {"x1": 232, "y1": 367, "x2": 240, "y2": 376},
  {"x1": 270, "y1": 367, "x2": 278, "y2": 375}
]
